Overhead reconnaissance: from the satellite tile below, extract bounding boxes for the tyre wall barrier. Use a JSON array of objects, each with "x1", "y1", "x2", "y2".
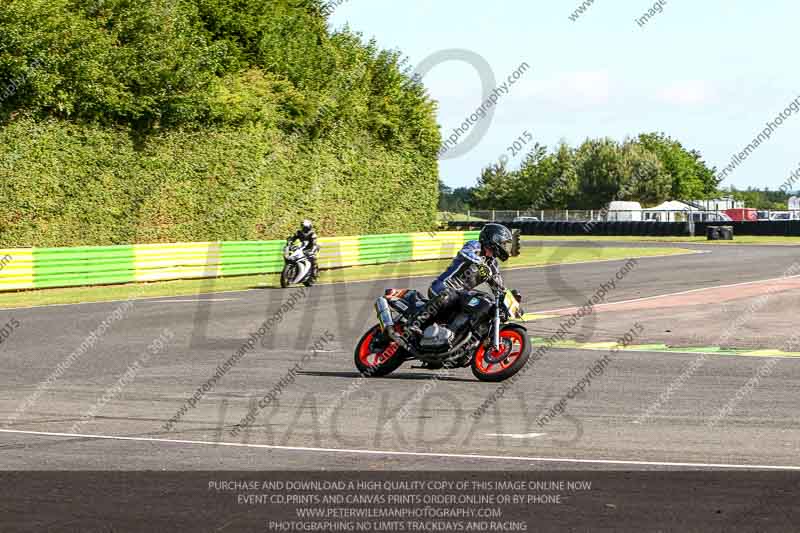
[
  {"x1": 448, "y1": 220, "x2": 688, "y2": 236},
  {"x1": 694, "y1": 221, "x2": 800, "y2": 236},
  {"x1": 0, "y1": 231, "x2": 479, "y2": 292},
  {"x1": 449, "y1": 219, "x2": 800, "y2": 236}
]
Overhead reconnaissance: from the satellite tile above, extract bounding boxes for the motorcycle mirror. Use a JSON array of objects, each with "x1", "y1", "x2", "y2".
[{"x1": 511, "y1": 229, "x2": 521, "y2": 257}]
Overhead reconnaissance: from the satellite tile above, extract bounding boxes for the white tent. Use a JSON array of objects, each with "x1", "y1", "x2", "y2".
[{"x1": 642, "y1": 201, "x2": 698, "y2": 222}]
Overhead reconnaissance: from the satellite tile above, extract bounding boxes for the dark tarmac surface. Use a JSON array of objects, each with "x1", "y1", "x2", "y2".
[{"x1": 1, "y1": 241, "x2": 799, "y2": 472}]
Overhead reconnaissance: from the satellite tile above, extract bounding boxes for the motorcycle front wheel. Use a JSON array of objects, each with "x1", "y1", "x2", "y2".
[
  {"x1": 280, "y1": 264, "x2": 296, "y2": 288},
  {"x1": 471, "y1": 325, "x2": 531, "y2": 382}
]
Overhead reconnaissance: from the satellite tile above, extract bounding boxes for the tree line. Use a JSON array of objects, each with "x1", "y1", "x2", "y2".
[{"x1": 441, "y1": 133, "x2": 728, "y2": 211}]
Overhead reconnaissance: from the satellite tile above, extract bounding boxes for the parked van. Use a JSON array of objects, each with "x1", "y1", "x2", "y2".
[
  {"x1": 690, "y1": 211, "x2": 732, "y2": 222},
  {"x1": 723, "y1": 208, "x2": 757, "y2": 222}
]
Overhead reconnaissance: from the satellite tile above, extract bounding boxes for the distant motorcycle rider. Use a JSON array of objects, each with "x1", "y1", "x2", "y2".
[
  {"x1": 386, "y1": 223, "x2": 513, "y2": 346},
  {"x1": 287, "y1": 219, "x2": 320, "y2": 281}
]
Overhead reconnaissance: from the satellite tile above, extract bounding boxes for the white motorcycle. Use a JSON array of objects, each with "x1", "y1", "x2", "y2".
[{"x1": 280, "y1": 244, "x2": 316, "y2": 288}]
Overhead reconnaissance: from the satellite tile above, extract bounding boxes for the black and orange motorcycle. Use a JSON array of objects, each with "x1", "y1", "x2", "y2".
[{"x1": 354, "y1": 286, "x2": 530, "y2": 382}]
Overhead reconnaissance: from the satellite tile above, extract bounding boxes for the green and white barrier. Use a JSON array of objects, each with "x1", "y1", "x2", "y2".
[{"x1": 0, "y1": 231, "x2": 479, "y2": 292}]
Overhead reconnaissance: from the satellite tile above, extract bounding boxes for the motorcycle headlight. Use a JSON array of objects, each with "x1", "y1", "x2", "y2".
[{"x1": 502, "y1": 289, "x2": 522, "y2": 318}]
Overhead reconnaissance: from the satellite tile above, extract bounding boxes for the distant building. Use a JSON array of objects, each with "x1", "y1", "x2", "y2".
[
  {"x1": 642, "y1": 200, "x2": 733, "y2": 222},
  {"x1": 607, "y1": 201, "x2": 643, "y2": 221}
]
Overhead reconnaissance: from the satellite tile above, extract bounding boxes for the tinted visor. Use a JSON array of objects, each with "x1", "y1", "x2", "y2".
[{"x1": 495, "y1": 239, "x2": 512, "y2": 260}]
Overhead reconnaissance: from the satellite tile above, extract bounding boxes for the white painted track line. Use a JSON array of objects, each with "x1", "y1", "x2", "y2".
[
  {"x1": 147, "y1": 298, "x2": 240, "y2": 303},
  {"x1": 1, "y1": 428, "x2": 799, "y2": 470},
  {"x1": 535, "y1": 273, "x2": 800, "y2": 314}
]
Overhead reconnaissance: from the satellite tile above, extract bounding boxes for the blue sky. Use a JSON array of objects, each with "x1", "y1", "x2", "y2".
[{"x1": 329, "y1": 1, "x2": 800, "y2": 191}]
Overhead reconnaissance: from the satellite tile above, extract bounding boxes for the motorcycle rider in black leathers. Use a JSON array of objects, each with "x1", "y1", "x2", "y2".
[
  {"x1": 287, "y1": 219, "x2": 320, "y2": 282},
  {"x1": 386, "y1": 223, "x2": 514, "y2": 348}
]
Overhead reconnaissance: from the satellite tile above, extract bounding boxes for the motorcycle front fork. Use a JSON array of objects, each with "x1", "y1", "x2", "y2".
[{"x1": 492, "y1": 295, "x2": 501, "y2": 351}]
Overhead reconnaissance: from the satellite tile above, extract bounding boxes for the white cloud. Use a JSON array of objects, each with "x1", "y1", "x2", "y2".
[
  {"x1": 525, "y1": 71, "x2": 611, "y2": 109},
  {"x1": 656, "y1": 80, "x2": 717, "y2": 106}
]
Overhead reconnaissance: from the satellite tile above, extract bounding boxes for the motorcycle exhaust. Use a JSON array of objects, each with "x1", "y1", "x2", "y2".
[{"x1": 375, "y1": 297, "x2": 394, "y2": 331}]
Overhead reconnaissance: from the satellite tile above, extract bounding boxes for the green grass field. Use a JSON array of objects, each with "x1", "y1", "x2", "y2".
[
  {"x1": 437, "y1": 211, "x2": 487, "y2": 222},
  {"x1": 0, "y1": 246, "x2": 691, "y2": 309},
  {"x1": 521, "y1": 235, "x2": 800, "y2": 244}
]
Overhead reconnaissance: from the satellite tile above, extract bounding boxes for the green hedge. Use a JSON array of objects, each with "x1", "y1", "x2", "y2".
[
  {"x1": 0, "y1": 1, "x2": 441, "y2": 248},
  {"x1": 0, "y1": 117, "x2": 437, "y2": 247}
]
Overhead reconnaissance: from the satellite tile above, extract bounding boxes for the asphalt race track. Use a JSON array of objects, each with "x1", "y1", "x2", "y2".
[{"x1": 1, "y1": 241, "x2": 799, "y2": 472}]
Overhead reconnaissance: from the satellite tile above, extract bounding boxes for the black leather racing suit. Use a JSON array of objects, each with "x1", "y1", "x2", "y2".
[
  {"x1": 406, "y1": 240, "x2": 504, "y2": 334},
  {"x1": 288, "y1": 229, "x2": 320, "y2": 279}
]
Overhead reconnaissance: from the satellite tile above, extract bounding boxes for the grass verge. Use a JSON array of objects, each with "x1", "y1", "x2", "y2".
[{"x1": 0, "y1": 246, "x2": 691, "y2": 309}]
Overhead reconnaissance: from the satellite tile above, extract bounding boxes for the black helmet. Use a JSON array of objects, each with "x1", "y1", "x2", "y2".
[
  {"x1": 479, "y1": 223, "x2": 513, "y2": 262},
  {"x1": 301, "y1": 219, "x2": 313, "y2": 232}
]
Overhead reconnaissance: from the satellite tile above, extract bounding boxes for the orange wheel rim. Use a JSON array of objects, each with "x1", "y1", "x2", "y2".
[
  {"x1": 474, "y1": 329, "x2": 525, "y2": 374},
  {"x1": 358, "y1": 328, "x2": 400, "y2": 367}
]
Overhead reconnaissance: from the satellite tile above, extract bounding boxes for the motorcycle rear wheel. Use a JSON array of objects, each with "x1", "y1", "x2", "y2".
[{"x1": 354, "y1": 325, "x2": 406, "y2": 377}]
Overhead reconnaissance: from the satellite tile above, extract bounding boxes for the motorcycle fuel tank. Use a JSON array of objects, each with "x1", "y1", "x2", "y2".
[{"x1": 460, "y1": 291, "x2": 493, "y2": 317}]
